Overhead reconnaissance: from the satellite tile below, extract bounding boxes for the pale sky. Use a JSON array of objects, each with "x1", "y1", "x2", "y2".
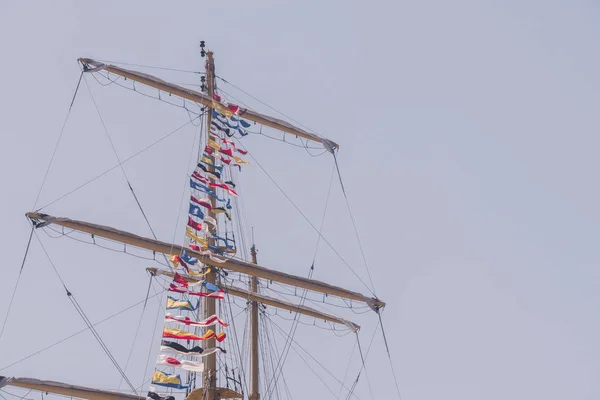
[{"x1": 1, "y1": 1, "x2": 599, "y2": 399}]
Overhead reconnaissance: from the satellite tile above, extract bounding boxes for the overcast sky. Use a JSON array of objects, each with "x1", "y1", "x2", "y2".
[{"x1": 1, "y1": 1, "x2": 599, "y2": 399}]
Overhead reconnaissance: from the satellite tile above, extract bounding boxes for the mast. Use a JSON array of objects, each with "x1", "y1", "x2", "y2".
[
  {"x1": 249, "y1": 244, "x2": 260, "y2": 400},
  {"x1": 8, "y1": 51, "x2": 390, "y2": 400},
  {"x1": 203, "y1": 49, "x2": 217, "y2": 400}
]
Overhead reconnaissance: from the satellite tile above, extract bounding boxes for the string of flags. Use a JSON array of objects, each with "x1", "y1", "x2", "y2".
[
  {"x1": 156, "y1": 355, "x2": 205, "y2": 372},
  {"x1": 161, "y1": 340, "x2": 226, "y2": 356},
  {"x1": 150, "y1": 99, "x2": 252, "y2": 394},
  {"x1": 151, "y1": 370, "x2": 188, "y2": 390},
  {"x1": 151, "y1": 272, "x2": 229, "y2": 389},
  {"x1": 165, "y1": 313, "x2": 229, "y2": 328},
  {"x1": 163, "y1": 327, "x2": 227, "y2": 342},
  {"x1": 147, "y1": 389, "x2": 174, "y2": 400}
]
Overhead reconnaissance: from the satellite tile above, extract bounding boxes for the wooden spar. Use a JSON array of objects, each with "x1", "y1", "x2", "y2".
[
  {"x1": 26, "y1": 212, "x2": 385, "y2": 309},
  {"x1": 77, "y1": 58, "x2": 339, "y2": 151},
  {"x1": 249, "y1": 245, "x2": 260, "y2": 400},
  {"x1": 147, "y1": 268, "x2": 360, "y2": 331},
  {"x1": 203, "y1": 50, "x2": 217, "y2": 400},
  {"x1": 0, "y1": 376, "x2": 144, "y2": 400}
]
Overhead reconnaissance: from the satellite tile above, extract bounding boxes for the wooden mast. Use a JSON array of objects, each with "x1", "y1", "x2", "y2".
[
  {"x1": 203, "y1": 49, "x2": 217, "y2": 400},
  {"x1": 249, "y1": 244, "x2": 260, "y2": 400},
  {"x1": 9, "y1": 52, "x2": 387, "y2": 400}
]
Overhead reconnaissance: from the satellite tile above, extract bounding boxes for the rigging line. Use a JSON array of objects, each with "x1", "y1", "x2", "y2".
[
  {"x1": 217, "y1": 87, "x2": 325, "y2": 155},
  {"x1": 263, "y1": 310, "x2": 349, "y2": 333},
  {"x1": 35, "y1": 115, "x2": 199, "y2": 212},
  {"x1": 0, "y1": 390, "x2": 33, "y2": 400},
  {"x1": 264, "y1": 270, "x2": 312, "y2": 397},
  {"x1": 265, "y1": 313, "x2": 360, "y2": 399},
  {"x1": 246, "y1": 129, "x2": 326, "y2": 151},
  {"x1": 264, "y1": 279, "x2": 371, "y2": 307},
  {"x1": 196, "y1": 112, "x2": 205, "y2": 163},
  {"x1": 89, "y1": 70, "x2": 123, "y2": 87},
  {"x1": 262, "y1": 282, "x2": 371, "y2": 311},
  {"x1": 351, "y1": 333, "x2": 374, "y2": 400},
  {"x1": 239, "y1": 145, "x2": 375, "y2": 296},
  {"x1": 32, "y1": 72, "x2": 83, "y2": 210},
  {"x1": 224, "y1": 289, "x2": 249, "y2": 395},
  {"x1": 260, "y1": 317, "x2": 277, "y2": 400},
  {"x1": 215, "y1": 76, "x2": 322, "y2": 139},
  {"x1": 96, "y1": 59, "x2": 204, "y2": 75},
  {"x1": 257, "y1": 319, "x2": 275, "y2": 400},
  {"x1": 0, "y1": 225, "x2": 34, "y2": 341},
  {"x1": 265, "y1": 313, "x2": 356, "y2": 400},
  {"x1": 167, "y1": 112, "x2": 201, "y2": 260},
  {"x1": 266, "y1": 315, "x2": 294, "y2": 400},
  {"x1": 336, "y1": 341, "x2": 357, "y2": 400},
  {"x1": 344, "y1": 322, "x2": 380, "y2": 400},
  {"x1": 333, "y1": 152, "x2": 376, "y2": 295},
  {"x1": 257, "y1": 284, "x2": 356, "y2": 330},
  {"x1": 143, "y1": 272, "x2": 153, "y2": 310},
  {"x1": 0, "y1": 289, "x2": 165, "y2": 372},
  {"x1": 33, "y1": 231, "x2": 68, "y2": 289},
  {"x1": 83, "y1": 76, "x2": 160, "y2": 245},
  {"x1": 263, "y1": 315, "x2": 293, "y2": 400},
  {"x1": 138, "y1": 279, "x2": 164, "y2": 392},
  {"x1": 34, "y1": 232, "x2": 138, "y2": 394},
  {"x1": 313, "y1": 163, "x2": 336, "y2": 263},
  {"x1": 91, "y1": 71, "x2": 204, "y2": 119},
  {"x1": 228, "y1": 164, "x2": 249, "y2": 262},
  {"x1": 69, "y1": 295, "x2": 138, "y2": 394},
  {"x1": 41, "y1": 226, "x2": 169, "y2": 269},
  {"x1": 117, "y1": 280, "x2": 153, "y2": 392},
  {"x1": 378, "y1": 312, "x2": 402, "y2": 400}
]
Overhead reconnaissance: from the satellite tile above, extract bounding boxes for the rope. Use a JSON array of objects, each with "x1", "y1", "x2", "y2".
[
  {"x1": 215, "y1": 76, "x2": 323, "y2": 140},
  {"x1": 35, "y1": 116, "x2": 198, "y2": 211},
  {"x1": 0, "y1": 390, "x2": 32, "y2": 400},
  {"x1": 313, "y1": 164, "x2": 336, "y2": 263},
  {"x1": 224, "y1": 288, "x2": 249, "y2": 395},
  {"x1": 215, "y1": 87, "x2": 325, "y2": 154},
  {"x1": 378, "y1": 312, "x2": 402, "y2": 399},
  {"x1": 0, "y1": 289, "x2": 165, "y2": 372},
  {"x1": 90, "y1": 70, "x2": 204, "y2": 124},
  {"x1": 34, "y1": 233, "x2": 138, "y2": 394},
  {"x1": 97, "y1": 59, "x2": 203, "y2": 75},
  {"x1": 32, "y1": 72, "x2": 83, "y2": 210},
  {"x1": 117, "y1": 282, "x2": 151, "y2": 391},
  {"x1": 70, "y1": 294, "x2": 139, "y2": 394},
  {"x1": 241, "y1": 145, "x2": 375, "y2": 296},
  {"x1": 343, "y1": 321, "x2": 380, "y2": 400},
  {"x1": 264, "y1": 164, "x2": 335, "y2": 398},
  {"x1": 265, "y1": 314, "x2": 360, "y2": 400},
  {"x1": 0, "y1": 225, "x2": 34, "y2": 341},
  {"x1": 83, "y1": 76, "x2": 160, "y2": 242},
  {"x1": 350, "y1": 333, "x2": 374, "y2": 400},
  {"x1": 333, "y1": 151, "x2": 377, "y2": 295},
  {"x1": 336, "y1": 340, "x2": 357, "y2": 400},
  {"x1": 138, "y1": 279, "x2": 164, "y2": 392},
  {"x1": 263, "y1": 315, "x2": 293, "y2": 400},
  {"x1": 167, "y1": 116, "x2": 201, "y2": 260}
]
